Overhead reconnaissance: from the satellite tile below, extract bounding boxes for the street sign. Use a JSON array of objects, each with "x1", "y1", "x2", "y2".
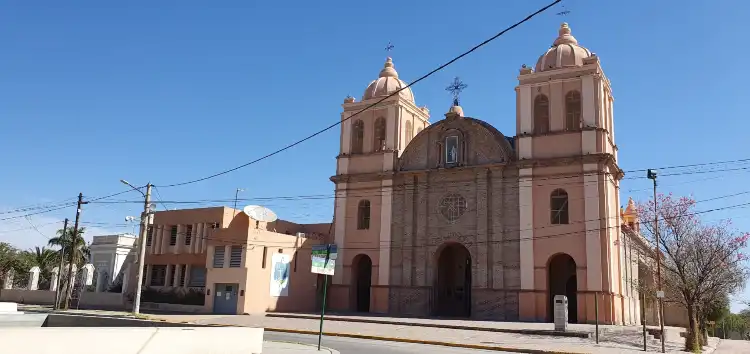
[
  {"x1": 656, "y1": 290, "x2": 665, "y2": 299},
  {"x1": 311, "y1": 243, "x2": 337, "y2": 350},
  {"x1": 311, "y1": 244, "x2": 337, "y2": 275}
]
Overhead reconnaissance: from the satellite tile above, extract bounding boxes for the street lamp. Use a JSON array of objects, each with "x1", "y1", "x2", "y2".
[
  {"x1": 125, "y1": 215, "x2": 138, "y2": 235},
  {"x1": 120, "y1": 179, "x2": 152, "y2": 315},
  {"x1": 647, "y1": 169, "x2": 665, "y2": 353}
]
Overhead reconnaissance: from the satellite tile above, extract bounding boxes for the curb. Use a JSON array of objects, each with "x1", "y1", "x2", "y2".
[
  {"x1": 266, "y1": 340, "x2": 340, "y2": 354},
  {"x1": 263, "y1": 327, "x2": 589, "y2": 354},
  {"x1": 265, "y1": 313, "x2": 591, "y2": 339}
]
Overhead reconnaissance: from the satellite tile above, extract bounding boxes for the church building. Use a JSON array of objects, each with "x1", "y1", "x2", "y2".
[{"x1": 328, "y1": 23, "x2": 635, "y2": 324}]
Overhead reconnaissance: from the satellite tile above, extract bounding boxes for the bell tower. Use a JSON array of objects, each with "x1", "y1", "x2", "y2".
[
  {"x1": 514, "y1": 23, "x2": 625, "y2": 324},
  {"x1": 329, "y1": 57, "x2": 429, "y2": 313}
]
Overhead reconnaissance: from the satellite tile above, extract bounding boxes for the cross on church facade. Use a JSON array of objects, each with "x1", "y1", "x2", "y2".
[
  {"x1": 556, "y1": 4, "x2": 570, "y2": 16},
  {"x1": 446, "y1": 77, "x2": 467, "y2": 106},
  {"x1": 385, "y1": 41, "x2": 394, "y2": 54}
]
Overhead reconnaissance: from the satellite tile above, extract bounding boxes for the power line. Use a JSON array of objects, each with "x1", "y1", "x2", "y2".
[
  {"x1": 24, "y1": 216, "x2": 51, "y2": 240},
  {"x1": 157, "y1": 0, "x2": 563, "y2": 188},
  {"x1": 0, "y1": 221, "x2": 61, "y2": 235}
]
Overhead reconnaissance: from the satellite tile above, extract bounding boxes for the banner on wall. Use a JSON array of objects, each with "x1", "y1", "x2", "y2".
[{"x1": 270, "y1": 253, "x2": 291, "y2": 297}]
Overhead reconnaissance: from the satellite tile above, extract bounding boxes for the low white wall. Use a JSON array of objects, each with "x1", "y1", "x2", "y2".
[
  {"x1": 0, "y1": 289, "x2": 55, "y2": 305},
  {"x1": 140, "y1": 302, "x2": 207, "y2": 313},
  {"x1": 0, "y1": 290, "x2": 124, "y2": 310},
  {"x1": 0, "y1": 327, "x2": 264, "y2": 354}
]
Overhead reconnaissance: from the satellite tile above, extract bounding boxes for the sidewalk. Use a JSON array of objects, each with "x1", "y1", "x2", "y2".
[
  {"x1": 265, "y1": 341, "x2": 339, "y2": 354},
  {"x1": 18, "y1": 305, "x2": 718, "y2": 354}
]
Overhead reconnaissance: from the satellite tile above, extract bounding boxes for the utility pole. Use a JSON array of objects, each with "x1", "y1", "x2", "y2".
[
  {"x1": 132, "y1": 183, "x2": 152, "y2": 315},
  {"x1": 62, "y1": 193, "x2": 86, "y2": 310},
  {"x1": 648, "y1": 169, "x2": 665, "y2": 353},
  {"x1": 53, "y1": 218, "x2": 68, "y2": 310}
]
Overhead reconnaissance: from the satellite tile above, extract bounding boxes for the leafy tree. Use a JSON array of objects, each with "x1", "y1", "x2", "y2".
[{"x1": 637, "y1": 194, "x2": 749, "y2": 352}]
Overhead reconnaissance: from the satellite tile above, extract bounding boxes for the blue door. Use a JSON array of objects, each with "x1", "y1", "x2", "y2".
[{"x1": 213, "y1": 283, "x2": 239, "y2": 314}]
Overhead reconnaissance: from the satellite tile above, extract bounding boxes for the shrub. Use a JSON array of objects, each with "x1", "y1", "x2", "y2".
[{"x1": 140, "y1": 286, "x2": 205, "y2": 306}]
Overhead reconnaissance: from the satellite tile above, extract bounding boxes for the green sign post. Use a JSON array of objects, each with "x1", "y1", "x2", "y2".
[{"x1": 311, "y1": 244, "x2": 337, "y2": 350}]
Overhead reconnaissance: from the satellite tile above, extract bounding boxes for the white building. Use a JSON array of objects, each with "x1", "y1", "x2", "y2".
[{"x1": 89, "y1": 233, "x2": 136, "y2": 291}]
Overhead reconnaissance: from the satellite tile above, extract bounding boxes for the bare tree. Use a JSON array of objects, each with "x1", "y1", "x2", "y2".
[{"x1": 637, "y1": 194, "x2": 749, "y2": 352}]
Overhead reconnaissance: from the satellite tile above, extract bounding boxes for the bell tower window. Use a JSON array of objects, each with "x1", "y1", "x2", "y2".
[
  {"x1": 534, "y1": 94, "x2": 550, "y2": 134},
  {"x1": 351, "y1": 119, "x2": 364, "y2": 154},
  {"x1": 357, "y1": 200, "x2": 371, "y2": 230},
  {"x1": 374, "y1": 117, "x2": 386, "y2": 152},
  {"x1": 565, "y1": 91, "x2": 581, "y2": 131},
  {"x1": 445, "y1": 136, "x2": 459, "y2": 165},
  {"x1": 550, "y1": 189, "x2": 570, "y2": 225}
]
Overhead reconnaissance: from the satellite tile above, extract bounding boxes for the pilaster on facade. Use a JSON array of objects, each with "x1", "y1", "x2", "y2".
[{"x1": 518, "y1": 168, "x2": 534, "y2": 290}]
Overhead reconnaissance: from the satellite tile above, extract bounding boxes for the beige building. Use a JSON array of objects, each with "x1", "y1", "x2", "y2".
[
  {"x1": 327, "y1": 23, "x2": 649, "y2": 324},
  {"x1": 131, "y1": 206, "x2": 331, "y2": 315}
]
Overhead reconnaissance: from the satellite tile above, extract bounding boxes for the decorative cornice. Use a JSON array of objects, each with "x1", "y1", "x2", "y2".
[
  {"x1": 337, "y1": 149, "x2": 398, "y2": 160},
  {"x1": 516, "y1": 125, "x2": 606, "y2": 138}
]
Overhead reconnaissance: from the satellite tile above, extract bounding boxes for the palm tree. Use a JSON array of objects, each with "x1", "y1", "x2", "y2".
[
  {"x1": 48, "y1": 227, "x2": 90, "y2": 267},
  {"x1": 49, "y1": 227, "x2": 90, "y2": 309},
  {"x1": 26, "y1": 246, "x2": 58, "y2": 289}
]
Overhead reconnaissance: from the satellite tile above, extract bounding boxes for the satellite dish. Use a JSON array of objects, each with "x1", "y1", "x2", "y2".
[{"x1": 243, "y1": 205, "x2": 278, "y2": 222}]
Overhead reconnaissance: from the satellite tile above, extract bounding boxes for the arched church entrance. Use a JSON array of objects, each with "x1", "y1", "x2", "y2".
[
  {"x1": 547, "y1": 253, "x2": 578, "y2": 323},
  {"x1": 352, "y1": 254, "x2": 372, "y2": 312},
  {"x1": 434, "y1": 243, "x2": 471, "y2": 317}
]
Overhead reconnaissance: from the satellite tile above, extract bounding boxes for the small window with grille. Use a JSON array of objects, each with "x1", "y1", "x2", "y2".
[
  {"x1": 184, "y1": 225, "x2": 193, "y2": 245},
  {"x1": 146, "y1": 226, "x2": 153, "y2": 246},
  {"x1": 169, "y1": 226, "x2": 178, "y2": 245},
  {"x1": 229, "y1": 246, "x2": 242, "y2": 268},
  {"x1": 178, "y1": 265, "x2": 187, "y2": 287},
  {"x1": 213, "y1": 246, "x2": 225, "y2": 268}
]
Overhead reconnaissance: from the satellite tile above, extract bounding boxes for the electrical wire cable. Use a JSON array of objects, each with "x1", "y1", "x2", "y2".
[{"x1": 156, "y1": 0, "x2": 564, "y2": 188}]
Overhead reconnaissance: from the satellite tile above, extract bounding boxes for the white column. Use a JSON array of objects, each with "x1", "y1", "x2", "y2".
[
  {"x1": 519, "y1": 86, "x2": 532, "y2": 134},
  {"x1": 378, "y1": 180, "x2": 393, "y2": 286},
  {"x1": 50, "y1": 267, "x2": 59, "y2": 291},
  {"x1": 333, "y1": 185, "x2": 347, "y2": 284},
  {"x1": 519, "y1": 168, "x2": 534, "y2": 290},
  {"x1": 584, "y1": 163, "x2": 602, "y2": 291},
  {"x1": 184, "y1": 264, "x2": 192, "y2": 287},
  {"x1": 581, "y1": 76, "x2": 596, "y2": 127},
  {"x1": 386, "y1": 106, "x2": 397, "y2": 150},
  {"x1": 28, "y1": 267, "x2": 40, "y2": 290}
]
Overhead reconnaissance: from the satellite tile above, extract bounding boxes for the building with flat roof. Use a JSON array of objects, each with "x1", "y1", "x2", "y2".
[{"x1": 126, "y1": 206, "x2": 331, "y2": 315}]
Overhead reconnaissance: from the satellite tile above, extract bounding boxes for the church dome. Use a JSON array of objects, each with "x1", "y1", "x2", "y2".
[
  {"x1": 535, "y1": 23, "x2": 593, "y2": 73},
  {"x1": 362, "y1": 57, "x2": 415, "y2": 102}
]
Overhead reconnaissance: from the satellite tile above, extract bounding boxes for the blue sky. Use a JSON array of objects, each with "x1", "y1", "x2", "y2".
[{"x1": 2, "y1": 1, "x2": 750, "y2": 310}]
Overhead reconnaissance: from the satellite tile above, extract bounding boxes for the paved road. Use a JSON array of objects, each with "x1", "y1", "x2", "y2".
[
  {"x1": 714, "y1": 339, "x2": 750, "y2": 354},
  {"x1": 265, "y1": 332, "x2": 514, "y2": 353}
]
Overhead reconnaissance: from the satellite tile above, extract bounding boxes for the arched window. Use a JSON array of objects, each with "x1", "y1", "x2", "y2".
[
  {"x1": 351, "y1": 120, "x2": 364, "y2": 154},
  {"x1": 357, "y1": 200, "x2": 371, "y2": 230},
  {"x1": 534, "y1": 95, "x2": 550, "y2": 134},
  {"x1": 405, "y1": 121, "x2": 413, "y2": 146},
  {"x1": 565, "y1": 91, "x2": 581, "y2": 131},
  {"x1": 374, "y1": 117, "x2": 386, "y2": 152},
  {"x1": 550, "y1": 189, "x2": 569, "y2": 225}
]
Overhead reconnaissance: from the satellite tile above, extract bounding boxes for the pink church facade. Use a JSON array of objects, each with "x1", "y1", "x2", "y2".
[{"x1": 328, "y1": 23, "x2": 641, "y2": 324}]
